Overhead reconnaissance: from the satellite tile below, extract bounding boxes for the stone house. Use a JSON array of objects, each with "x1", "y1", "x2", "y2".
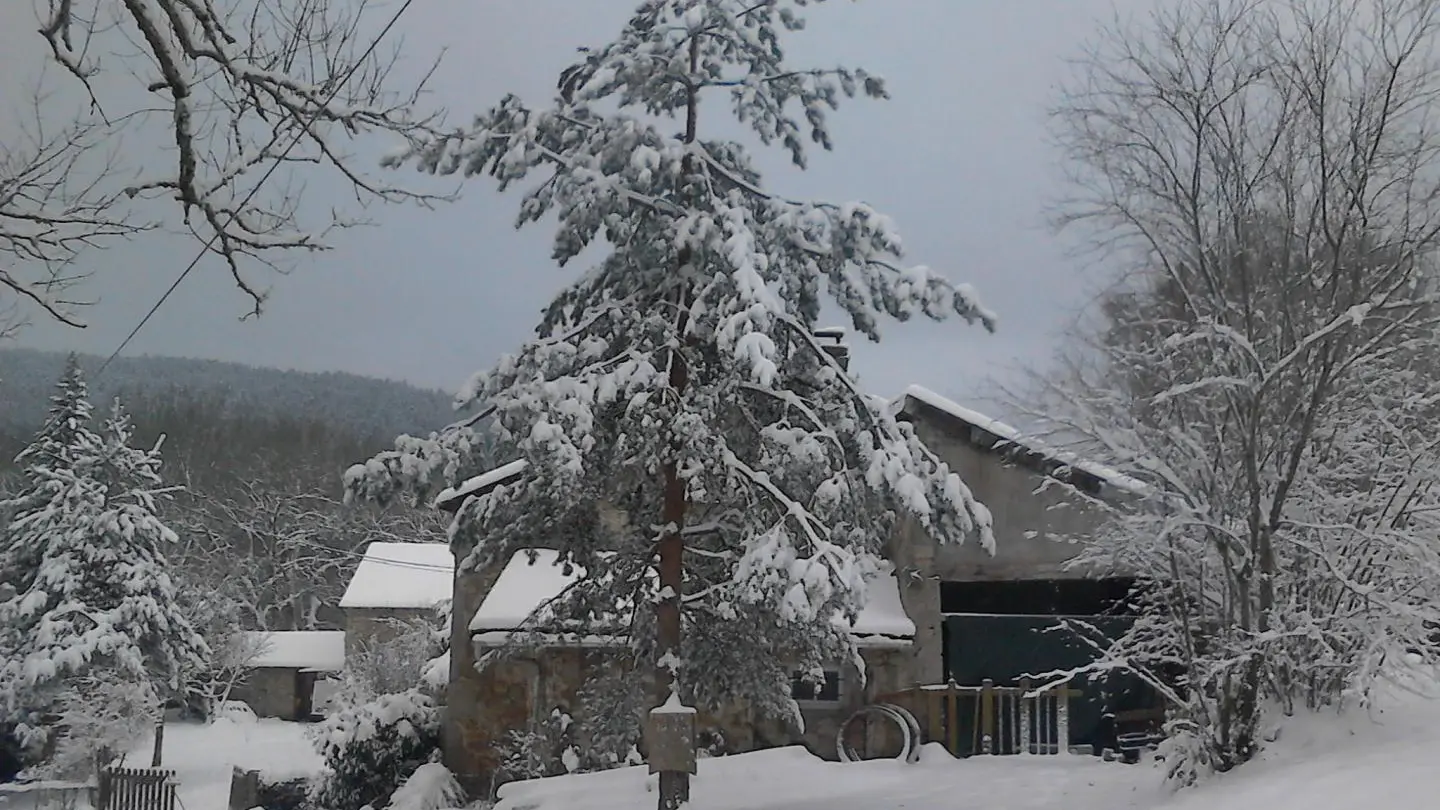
[
  {"x1": 432, "y1": 380, "x2": 1149, "y2": 791},
  {"x1": 338, "y1": 541, "x2": 454, "y2": 658},
  {"x1": 230, "y1": 630, "x2": 346, "y2": 720}
]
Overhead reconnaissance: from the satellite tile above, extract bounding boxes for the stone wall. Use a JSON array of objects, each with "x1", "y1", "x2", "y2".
[
  {"x1": 230, "y1": 667, "x2": 300, "y2": 719},
  {"x1": 792, "y1": 647, "x2": 915, "y2": 760},
  {"x1": 344, "y1": 607, "x2": 435, "y2": 660}
]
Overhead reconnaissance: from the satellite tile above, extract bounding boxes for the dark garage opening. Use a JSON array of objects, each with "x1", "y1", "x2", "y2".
[{"x1": 939, "y1": 577, "x2": 1156, "y2": 756}]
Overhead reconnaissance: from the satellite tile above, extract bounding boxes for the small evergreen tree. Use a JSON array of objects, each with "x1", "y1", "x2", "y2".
[{"x1": 0, "y1": 369, "x2": 206, "y2": 758}]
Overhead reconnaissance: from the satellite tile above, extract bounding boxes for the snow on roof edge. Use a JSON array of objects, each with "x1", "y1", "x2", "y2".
[
  {"x1": 891, "y1": 385, "x2": 1148, "y2": 495},
  {"x1": 244, "y1": 630, "x2": 346, "y2": 671}
]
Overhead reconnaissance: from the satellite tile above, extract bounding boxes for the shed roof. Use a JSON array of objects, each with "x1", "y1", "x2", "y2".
[
  {"x1": 339, "y1": 542, "x2": 454, "y2": 610},
  {"x1": 243, "y1": 630, "x2": 346, "y2": 672}
]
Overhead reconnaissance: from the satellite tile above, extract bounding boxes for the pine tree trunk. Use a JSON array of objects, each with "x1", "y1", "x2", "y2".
[{"x1": 654, "y1": 32, "x2": 701, "y2": 810}]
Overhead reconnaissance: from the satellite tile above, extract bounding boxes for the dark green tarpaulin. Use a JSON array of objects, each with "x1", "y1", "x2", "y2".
[{"x1": 941, "y1": 614, "x2": 1148, "y2": 755}]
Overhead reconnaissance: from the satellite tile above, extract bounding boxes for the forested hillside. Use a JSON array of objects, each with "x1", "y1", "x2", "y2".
[
  {"x1": 0, "y1": 349, "x2": 480, "y2": 644},
  {"x1": 0, "y1": 347, "x2": 458, "y2": 443}
]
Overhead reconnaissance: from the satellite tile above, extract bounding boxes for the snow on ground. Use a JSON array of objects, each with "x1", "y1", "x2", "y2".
[
  {"x1": 1161, "y1": 680, "x2": 1440, "y2": 810},
  {"x1": 495, "y1": 744, "x2": 1164, "y2": 810},
  {"x1": 497, "y1": 678, "x2": 1440, "y2": 810},
  {"x1": 129, "y1": 718, "x2": 323, "y2": 810}
]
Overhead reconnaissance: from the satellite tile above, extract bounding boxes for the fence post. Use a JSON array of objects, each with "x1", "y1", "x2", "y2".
[
  {"x1": 945, "y1": 679, "x2": 960, "y2": 756},
  {"x1": 1057, "y1": 686, "x2": 1071, "y2": 755},
  {"x1": 1018, "y1": 678, "x2": 1031, "y2": 755},
  {"x1": 979, "y1": 679, "x2": 994, "y2": 755}
]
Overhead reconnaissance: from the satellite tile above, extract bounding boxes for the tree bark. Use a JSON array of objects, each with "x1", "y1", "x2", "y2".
[{"x1": 655, "y1": 31, "x2": 701, "y2": 810}]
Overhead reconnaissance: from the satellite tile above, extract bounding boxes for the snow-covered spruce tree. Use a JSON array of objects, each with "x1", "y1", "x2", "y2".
[
  {"x1": 351, "y1": 0, "x2": 994, "y2": 791},
  {"x1": 0, "y1": 378, "x2": 206, "y2": 758},
  {"x1": 1034, "y1": 0, "x2": 1440, "y2": 782}
]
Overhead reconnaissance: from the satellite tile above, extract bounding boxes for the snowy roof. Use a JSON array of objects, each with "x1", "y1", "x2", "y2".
[
  {"x1": 891, "y1": 385, "x2": 1146, "y2": 495},
  {"x1": 469, "y1": 548, "x2": 914, "y2": 646},
  {"x1": 435, "y1": 459, "x2": 529, "y2": 513},
  {"x1": 338, "y1": 542, "x2": 454, "y2": 610},
  {"x1": 244, "y1": 630, "x2": 346, "y2": 672},
  {"x1": 470, "y1": 548, "x2": 582, "y2": 631}
]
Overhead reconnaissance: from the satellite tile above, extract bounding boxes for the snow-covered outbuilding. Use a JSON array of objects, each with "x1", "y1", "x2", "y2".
[
  {"x1": 229, "y1": 630, "x2": 346, "y2": 721},
  {"x1": 338, "y1": 541, "x2": 454, "y2": 657},
  {"x1": 430, "y1": 381, "x2": 1156, "y2": 789}
]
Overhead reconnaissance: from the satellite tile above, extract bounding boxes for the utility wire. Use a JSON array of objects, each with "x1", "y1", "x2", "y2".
[{"x1": 97, "y1": 0, "x2": 420, "y2": 378}]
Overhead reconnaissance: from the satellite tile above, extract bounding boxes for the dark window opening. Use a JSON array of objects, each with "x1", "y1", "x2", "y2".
[
  {"x1": 791, "y1": 670, "x2": 841, "y2": 702},
  {"x1": 940, "y1": 577, "x2": 1144, "y2": 617}
]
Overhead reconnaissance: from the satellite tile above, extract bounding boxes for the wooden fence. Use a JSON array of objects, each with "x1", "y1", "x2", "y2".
[
  {"x1": 878, "y1": 678, "x2": 1085, "y2": 756},
  {"x1": 97, "y1": 767, "x2": 178, "y2": 810}
]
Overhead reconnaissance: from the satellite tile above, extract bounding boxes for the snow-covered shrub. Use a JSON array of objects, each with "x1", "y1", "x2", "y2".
[
  {"x1": 308, "y1": 689, "x2": 441, "y2": 810},
  {"x1": 387, "y1": 762, "x2": 465, "y2": 810},
  {"x1": 332, "y1": 620, "x2": 434, "y2": 710},
  {"x1": 256, "y1": 776, "x2": 311, "y2": 810},
  {"x1": 496, "y1": 708, "x2": 580, "y2": 782},
  {"x1": 34, "y1": 672, "x2": 160, "y2": 779}
]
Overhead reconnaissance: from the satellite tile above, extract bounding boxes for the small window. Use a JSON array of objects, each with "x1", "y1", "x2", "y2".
[{"x1": 791, "y1": 670, "x2": 841, "y2": 702}]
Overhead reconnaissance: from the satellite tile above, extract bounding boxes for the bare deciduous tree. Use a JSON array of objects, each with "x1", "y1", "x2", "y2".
[
  {"x1": 169, "y1": 478, "x2": 444, "y2": 632},
  {"x1": 1032, "y1": 0, "x2": 1440, "y2": 781},
  {"x1": 0, "y1": 80, "x2": 142, "y2": 337},
  {"x1": 1, "y1": 0, "x2": 443, "y2": 328}
]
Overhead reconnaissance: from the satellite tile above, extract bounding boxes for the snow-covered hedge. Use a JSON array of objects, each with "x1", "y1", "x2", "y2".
[{"x1": 308, "y1": 689, "x2": 441, "y2": 810}]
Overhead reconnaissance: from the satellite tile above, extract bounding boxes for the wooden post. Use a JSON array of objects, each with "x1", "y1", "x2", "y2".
[
  {"x1": 150, "y1": 721, "x2": 164, "y2": 767},
  {"x1": 979, "y1": 679, "x2": 995, "y2": 755},
  {"x1": 1018, "y1": 678, "x2": 1031, "y2": 755},
  {"x1": 945, "y1": 680, "x2": 960, "y2": 756},
  {"x1": 97, "y1": 768, "x2": 114, "y2": 810},
  {"x1": 926, "y1": 688, "x2": 944, "y2": 748},
  {"x1": 1057, "y1": 686, "x2": 1071, "y2": 755}
]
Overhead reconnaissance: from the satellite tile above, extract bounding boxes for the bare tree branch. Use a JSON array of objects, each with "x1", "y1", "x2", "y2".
[{"x1": 3, "y1": 0, "x2": 447, "y2": 329}]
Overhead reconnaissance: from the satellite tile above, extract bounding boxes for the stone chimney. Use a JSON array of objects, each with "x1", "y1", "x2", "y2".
[{"x1": 813, "y1": 327, "x2": 850, "y2": 371}]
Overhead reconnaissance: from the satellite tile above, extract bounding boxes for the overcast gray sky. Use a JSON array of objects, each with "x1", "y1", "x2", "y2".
[{"x1": 9, "y1": 0, "x2": 1143, "y2": 417}]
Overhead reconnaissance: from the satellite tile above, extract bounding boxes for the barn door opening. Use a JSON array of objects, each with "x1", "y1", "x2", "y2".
[{"x1": 939, "y1": 578, "x2": 1153, "y2": 755}]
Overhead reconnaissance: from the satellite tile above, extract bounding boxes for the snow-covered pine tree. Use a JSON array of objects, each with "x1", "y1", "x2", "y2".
[
  {"x1": 11, "y1": 354, "x2": 92, "y2": 483},
  {"x1": 0, "y1": 379, "x2": 206, "y2": 757},
  {"x1": 352, "y1": 1, "x2": 996, "y2": 797}
]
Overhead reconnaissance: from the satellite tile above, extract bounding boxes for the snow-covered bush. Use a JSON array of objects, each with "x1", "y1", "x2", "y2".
[
  {"x1": 33, "y1": 672, "x2": 160, "y2": 779},
  {"x1": 256, "y1": 776, "x2": 311, "y2": 810},
  {"x1": 308, "y1": 689, "x2": 441, "y2": 810},
  {"x1": 333, "y1": 621, "x2": 435, "y2": 710},
  {"x1": 387, "y1": 762, "x2": 465, "y2": 810},
  {"x1": 496, "y1": 708, "x2": 581, "y2": 782}
]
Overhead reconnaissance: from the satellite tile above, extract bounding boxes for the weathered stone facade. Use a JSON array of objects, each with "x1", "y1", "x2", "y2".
[
  {"x1": 230, "y1": 667, "x2": 317, "y2": 720},
  {"x1": 344, "y1": 607, "x2": 435, "y2": 659}
]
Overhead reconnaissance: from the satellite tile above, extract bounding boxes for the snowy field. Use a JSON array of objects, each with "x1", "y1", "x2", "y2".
[{"x1": 126, "y1": 718, "x2": 322, "y2": 810}]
